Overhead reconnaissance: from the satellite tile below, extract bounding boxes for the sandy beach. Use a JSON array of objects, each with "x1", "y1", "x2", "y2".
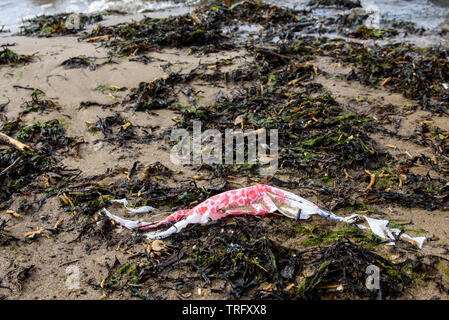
[{"x1": 1, "y1": 1, "x2": 449, "y2": 300}]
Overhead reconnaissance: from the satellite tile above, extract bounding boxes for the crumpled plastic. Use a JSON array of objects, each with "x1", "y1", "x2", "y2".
[
  {"x1": 109, "y1": 199, "x2": 153, "y2": 214},
  {"x1": 102, "y1": 184, "x2": 426, "y2": 248}
]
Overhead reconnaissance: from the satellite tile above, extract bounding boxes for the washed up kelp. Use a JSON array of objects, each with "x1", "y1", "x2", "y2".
[
  {"x1": 19, "y1": 89, "x2": 61, "y2": 116},
  {"x1": 100, "y1": 215, "x2": 446, "y2": 300},
  {"x1": 19, "y1": 13, "x2": 103, "y2": 37},
  {"x1": 123, "y1": 73, "x2": 193, "y2": 111},
  {"x1": 0, "y1": 218, "x2": 19, "y2": 246},
  {"x1": 176, "y1": 85, "x2": 382, "y2": 174},
  {"x1": 109, "y1": 30, "x2": 449, "y2": 211},
  {"x1": 82, "y1": 15, "x2": 229, "y2": 56},
  {"x1": 345, "y1": 25, "x2": 399, "y2": 40},
  {"x1": 80, "y1": 1, "x2": 307, "y2": 56},
  {"x1": 258, "y1": 36, "x2": 448, "y2": 110},
  {"x1": 308, "y1": 0, "x2": 361, "y2": 9},
  {"x1": 0, "y1": 119, "x2": 81, "y2": 203},
  {"x1": 61, "y1": 56, "x2": 96, "y2": 70},
  {"x1": 0, "y1": 48, "x2": 33, "y2": 66},
  {"x1": 97, "y1": 13, "x2": 449, "y2": 212},
  {"x1": 331, "y1": 42, "x2": 449, "y2": 110},
  {"x1": 60, "y1": 56, "x2": 115, "y2": 71},
  {"x1": 87, "y1": 113, "x2": 154, "y2": 148}
]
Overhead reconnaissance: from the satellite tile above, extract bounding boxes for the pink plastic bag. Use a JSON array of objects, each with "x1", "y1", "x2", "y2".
[{"x1": 102, "y1": 184, "x2": 426, "y2": 247}]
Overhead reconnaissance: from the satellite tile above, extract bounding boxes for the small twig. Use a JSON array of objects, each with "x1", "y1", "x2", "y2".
[
  {"x1": 60, "y1": 259, "x2": 80, "y2": 267},
  {"x1": 0, "y1": 155, "x2": 23, "y2": 175}
]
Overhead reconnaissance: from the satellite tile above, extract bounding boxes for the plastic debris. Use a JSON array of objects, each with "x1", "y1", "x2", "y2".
[
  {"x1": 102, "y1": 184, "x2": 426, "y2": 247},
  {"x1": 109, "y1": 198, "x2": 153, "y2": 214}
]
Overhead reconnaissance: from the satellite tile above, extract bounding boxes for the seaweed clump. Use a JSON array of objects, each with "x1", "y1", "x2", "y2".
[
  {"x1": 61, "y1": 56, "x2": 96, "y2": 70},
  {"x1": 0, "y1": 48, "x2": 33, "y2": 66},
  {"x1": 0, "y1": 119, "x2": 79, "y2": 203},
  {"x1": 20, "y1": 89, "x2": 61, "y2": 116},
  {"x1": 0, "y1": 218, "x2": 19, "y2": 246},
  {"x1": 337, "y1": 43, "x2": 449, "y2": 108},
  {"x1": 19, "y1": 13, "x2": 103, "y2": 37},
  {"x1": 348, "y1": 25, "x2": 399, "y2": 40},
  {"x1": 82, "y1": 14, "x2": 229, "y2": 56},
  {"x1": 80, "y1": 1, "x2": 305, "y2": 56},
  {"x1": 87, "y1": 113, "x2": 155, "y2": 148},
  {"x1": 308, "y1": 0, "x2": 362, "y2": 9},
  {"x1": 98, "y1": 215, "x2": 445, "y2": 300}
]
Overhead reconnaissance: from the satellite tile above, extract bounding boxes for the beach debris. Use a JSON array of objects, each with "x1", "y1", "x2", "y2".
[
  {"x1": 19, "y1": 89, "x2": 61, "y2": 115},
  {"x1": 0, "y1": 25, "x2": 10, "y2": 33},
  {"x1": 61, "y1": 56, "x2": 114, "y2": 71},
  {"x1": 0, "y1": 119, "x2": 80, "y2": 203},
  {"x1": 0, "y1": 47, "x2": 33, "y2": 66},
  {"x1": 308, "y1": 0, "x2": 362, "y2": 9},
  {"x1": 93, "y1": 141, "x2": 103, "y2": 151},
  {"x1": 102, "y1": 214, "x2": 445, "y2": 300},
  {"x1": 102, "y1": 184, "x2": 426, "y2": 247},
  {"x1": 61, "y1": 56, "x2": 96, "y2": 70},
  {"x1": 0, "y1": 132, "x2": 33, "y2": 152},
  {"x1": 19, "y1": 13, "x2": 103, "y2": 37},
  {"x1": 109, "y1": 199, "x2": 153, "y2": 214},
  {"x1": 87, "y1": 113, "x2": 152, "y2": 148},
  {"x1": 0, "y1": 218, "x2": 19, "y2": 245}
]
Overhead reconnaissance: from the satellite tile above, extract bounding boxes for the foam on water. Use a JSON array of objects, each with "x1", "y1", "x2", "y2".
[
  {"x1": 0, "y1": 0, "x2": 448, "y2": 45},
  {"x1": 86, "y1": 0, "x2": 201, "y2": 13},
  {"x1": 0, "y1": 0, "x2": 201, "y2": 33}
]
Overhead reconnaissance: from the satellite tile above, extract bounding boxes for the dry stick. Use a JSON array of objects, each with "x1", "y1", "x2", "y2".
[
  {"x1": 0, "y1": 132, "x2": 33, "y2": 152},
  {"x1": 0, "y1": 155, "x2": 23, "y2": 175}
]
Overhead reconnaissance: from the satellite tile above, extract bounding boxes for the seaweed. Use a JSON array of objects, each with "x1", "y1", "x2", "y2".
[
  {"x1": 308, "y1": 0, "x2": 362, "y2": 9},
  {"x1": 61, "y1": 56, "x2": 96, "y2": 70},
  {"x1": 0, "y1": 218, "x2": 19, "y2": 246},
  {"x1": 19, "y1": 89, "x2": 61, "y2": 116},
  {"x1": 335, "y1": 42, "x2": 449, "y2": 107},
  {"x1": 87, "y1": 113, "x2": 155, "y2": 148},
  {"x1": 79, "y1": 1, "x2": 307, "y2": 56},
  {"x1": 0, "y1": 119, "x2": 80, "y2": 202},
  {"x1": 348, "y1": 25, "x2": 399, "y2": 40},
  {"x1": 81, "y1": 14, "x2": 229, "y2": 56},
  {"x1": 19, "y1": 13, "x2": 103, "y2": 37},
  {"x1": 98, "y1": 215, "x2": 442, "y2": 300},
  {"x1": 61, "y1": 55, "x2": 115, "y2": 71},
  {"x1": 124, "y1": 74, "x2": 185, "y2": 111},
  {"x1": 0, "y1": 47, "x2": 33, "y2": 66}
]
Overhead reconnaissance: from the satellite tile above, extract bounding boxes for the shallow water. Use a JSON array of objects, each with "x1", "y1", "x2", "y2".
[{"x1": 0, "y1": 0, "x2": 448, "y2": 45}]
